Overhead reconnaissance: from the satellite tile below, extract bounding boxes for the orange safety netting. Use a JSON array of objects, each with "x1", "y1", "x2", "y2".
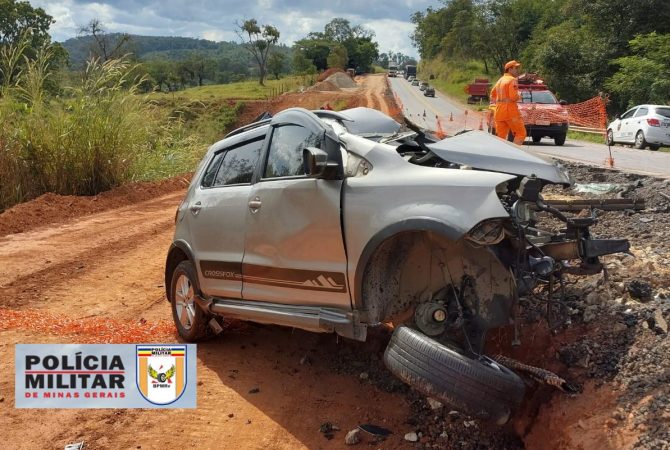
[
  {"x1": 394, "y1": 95, "x2": 608, "y2": 136},
  {"x1": 0, "y1": 308, "x2": 176, "y2": 344}
]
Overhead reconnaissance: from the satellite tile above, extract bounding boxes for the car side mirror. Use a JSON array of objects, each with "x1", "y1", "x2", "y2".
[
  {"x1": 559, "y1": 100, "x2": 567, "y2": 106},
  {"x1": 303, "y1": 147, "x2": 329, "y2": 178}
]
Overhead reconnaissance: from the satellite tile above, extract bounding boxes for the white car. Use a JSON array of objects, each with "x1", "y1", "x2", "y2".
[{"x1": 607, "y1": 104, "x2": 670, "y2": 150}]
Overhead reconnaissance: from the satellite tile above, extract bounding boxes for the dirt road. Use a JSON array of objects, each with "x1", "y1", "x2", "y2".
[
  {"x1": 1, "y1": 74, "x2": 668, "y2": 450},
  {"x1": 0, "y1": 74, "x2": 411, "y2": 450}
]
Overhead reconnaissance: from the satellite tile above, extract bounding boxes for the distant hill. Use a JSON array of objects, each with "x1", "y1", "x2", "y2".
[{"x1": 61, "y1": 34, "x2": 247, "y2": 66}]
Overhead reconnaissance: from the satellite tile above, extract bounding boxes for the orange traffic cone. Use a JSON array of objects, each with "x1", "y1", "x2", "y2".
[
  {"x1": 478, "y1": 117, "x2": 484, "y2": 130},
  {"x1": 606, "y1": 157, "x2": 615, "y2": 168}
]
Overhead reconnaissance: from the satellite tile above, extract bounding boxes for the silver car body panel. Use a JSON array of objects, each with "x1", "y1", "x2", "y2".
[
  {"x1": 338, "y1": 132, "x2": 515, "y2": 307},
  {"x1": 427, "y1": 130, "x2": 572, "y2": 185},
  {"x1": 242, "y1": 177, "x2": 350, "y2": 308}
]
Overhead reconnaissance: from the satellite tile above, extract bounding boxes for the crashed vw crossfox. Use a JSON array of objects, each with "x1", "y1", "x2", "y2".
[{"x1": 165, "y1": 107, "x2": 629, "y2": 423}]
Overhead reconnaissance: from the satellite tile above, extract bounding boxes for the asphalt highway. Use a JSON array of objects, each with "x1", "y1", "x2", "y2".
[{"x1": 389, "y1": 76, "x2": 670, "y2": 179}]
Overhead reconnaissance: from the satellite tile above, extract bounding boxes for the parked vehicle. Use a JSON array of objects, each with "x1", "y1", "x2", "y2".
[
  {"x1": 411, "y1": 79, "x2": 419, "y2": 86},
  {"x1": 166, "y1": 107, "x2": 629, "y2": 423},
  {"x1": 424, "y1": 85, "x2": 435, "y2": 97},
  {"x1": 464, "y1": 78, "x2": 491, "y2": 104},
  {"x1": 419, "y1": 81, "x2": 428, "y2": 91},
  {"x1": 489, "y1": 76, "x2": 569, "y2": 146},
  {"x1": 607, "y1": 104, "x2": 670, "y2": 150}
]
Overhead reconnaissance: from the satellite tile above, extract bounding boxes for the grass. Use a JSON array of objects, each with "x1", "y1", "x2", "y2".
[
  {"x1": 419, "y1": 58, "x2": 491, "y2": 108},
  {"x1": 567, "y1": 130, "x2": 670, "y2": 151},
  {"x1": 147, "y1": 76, "x2": 305, "y2": 102},
  {"x1": 567, "y1": 130, "x2": 607, "y2": 144}
]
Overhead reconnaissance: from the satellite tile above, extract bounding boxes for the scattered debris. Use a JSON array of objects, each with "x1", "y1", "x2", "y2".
[
  {"x1": 426, "y1": 397, "x2": 443, "y2": 410},
  {"x1": 248, "y1": 387, "x2": 260, "y2": 394},
  {"x1": 227, "y1": 413, "x2": 234, "y2": 418},
  {"x1": 651, "y1": 309, "x2": 668, "y2": 334},
  {"x1": 358, "y1": 424, "x2": 392, "y2": 437},
  {"x1": 574, "y1": 183, "x2": 625, "y2": 195},
  {"x1": 628, "y1": 280, "x2": 653, "y2": 300},
  {"x1": 320, "y1": 422, "x2": 340, "y2": 439},
  {"x1": 404, "y1": 432, "x2": 419, "y2": 442},
  {"x1": 345, "y1": 429, "x2": 361, "y2": 445},
  {"x1": 638, "y1": 217, "x2": 654, "y2": 223},
  {"x1": 64, "y1": 443, "x2": 85, "y2": 450},
  {"x1": 359, "y1": 372, "x2": 369, "y2": 380}
]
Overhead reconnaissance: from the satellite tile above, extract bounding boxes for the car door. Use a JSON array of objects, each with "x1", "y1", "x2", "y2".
[
  {"x1": 241, "y1": 111, "x2": 350, "y2": 309},
  {"x1": 616, "y1": 107, "x2": 638, "y2": 142},
  {"x1": 631, "y1": 106, "x2": 649, "y2": 139},
  {"x1": 185, "y1": 136, "x2": 264, "y2": 299}
]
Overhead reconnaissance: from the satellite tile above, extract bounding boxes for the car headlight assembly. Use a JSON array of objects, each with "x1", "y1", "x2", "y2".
[{"x1": 466, "y1": 219, "x2": 506, "y2": 246}]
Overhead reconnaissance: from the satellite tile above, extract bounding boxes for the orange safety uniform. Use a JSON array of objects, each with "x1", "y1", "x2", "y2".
[{"x1": 490, "y1": 73, "x2": 527, "y2": 145}]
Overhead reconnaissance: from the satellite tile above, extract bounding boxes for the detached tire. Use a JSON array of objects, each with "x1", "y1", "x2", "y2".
[{"x1": 383, "y1": 326, "x2": 525, "y2": 424}]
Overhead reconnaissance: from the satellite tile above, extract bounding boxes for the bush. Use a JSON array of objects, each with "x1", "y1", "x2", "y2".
[{"x1": 0, "y1": 44, "x2": 211, "y2": 211}]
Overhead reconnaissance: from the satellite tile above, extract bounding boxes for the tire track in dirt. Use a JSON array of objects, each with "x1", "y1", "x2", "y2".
[{"x1": 0, "y1": 192, "x2": 183, "y2": 309}]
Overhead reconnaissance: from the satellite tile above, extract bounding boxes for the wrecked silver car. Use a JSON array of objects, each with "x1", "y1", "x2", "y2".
[{"x1": 165, "y1": 107, "x2": 629, "y2": 423}]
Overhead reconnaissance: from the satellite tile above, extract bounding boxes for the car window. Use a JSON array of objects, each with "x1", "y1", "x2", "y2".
[
  {"x1": 633, "y1": 107, "x2": 648, "y2": 117},
  {"x1": 621, "y1": 108, "x2": 637, "y2": 119},
  {"x1": 213, "y1": 138, "x2": 263, "y2": 186},
  {"x1": 654, "y1": 107, "x2": 670, "y2": 118},
  {"x1": 519, "y1": 91, "x2": 557, "y2": 104},
  {"x1": 264, "y1": 124, "x2": 322, "y2": 178},
  {"x1": 201, "y1": 152, "x2": 225, "y2": 188}
]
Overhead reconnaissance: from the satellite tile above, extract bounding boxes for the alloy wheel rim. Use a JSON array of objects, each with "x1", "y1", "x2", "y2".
[{"x1": 174, "y1": 274, "x2": 196, "y2": 330}]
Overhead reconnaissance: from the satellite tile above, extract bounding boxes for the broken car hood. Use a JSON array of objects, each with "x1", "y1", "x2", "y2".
[{"x1": 426, "y1": 130, "x2": 572, "y2": 185}]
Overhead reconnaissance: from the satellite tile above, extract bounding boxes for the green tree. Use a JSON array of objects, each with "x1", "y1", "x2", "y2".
[
  {"x1": 327, "y1": 44, "x2": 348, "y2": 69},
  {"x1": 267, "y1": 52, "x2": 285, "y2": 79},
  {"x1": 236, "y1": 19, "x2": 280, "y2": 85},
  {"x1": 606, "y1": 33, "x2": 670, "y2": 108},
  {"x1": 0, "y1": 0, "x2": 53, "y2": 48},
  {"x1": 292, "y1": 49, "x2": 316, "y2": 75}
]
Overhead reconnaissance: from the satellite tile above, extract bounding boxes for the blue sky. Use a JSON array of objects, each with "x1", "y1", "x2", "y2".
[{"x1": 30, "y1": 0, "x2": 442, "y2": 57}]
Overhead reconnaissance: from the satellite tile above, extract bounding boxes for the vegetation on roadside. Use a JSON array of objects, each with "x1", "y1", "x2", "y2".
[
  {"x1": 0, "y1": 30, "x2": 249, "y2": 211},
  {"x1": 410, "y1": 0, "x2": 670, "y2": 113},
  {"x1": 419, "y1": 58, "x2": 487, "y2": 105}
]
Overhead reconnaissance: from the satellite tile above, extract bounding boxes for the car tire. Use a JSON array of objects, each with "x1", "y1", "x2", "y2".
[
  {"x1": 606, "y1": 129, "x2": 614, "y2": 146},
  {"x1": 383, "y1": 326, "x2": 525, "y2": 424},
  {"x1": 170, "y1": 260, "x2": 212, "y2": 342},
  {"x1": 554, "y1": 133, "x2": 566, "y2": 146},
  {"x1": 532, "y1": 135, "x2": 541, "y2": 143},
  {"x1": 634, "y1": 130, "x2": 648, "y2": 149}
]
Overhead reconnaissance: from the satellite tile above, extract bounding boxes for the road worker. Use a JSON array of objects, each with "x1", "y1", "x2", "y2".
[{"x1": 490, "y1": 60, "x2": 526, "y2": 145}]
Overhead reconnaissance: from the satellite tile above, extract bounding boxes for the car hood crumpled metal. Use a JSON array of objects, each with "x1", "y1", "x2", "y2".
[{"x1": 426, "y1": 130, "x2": 572, "y2": 185}]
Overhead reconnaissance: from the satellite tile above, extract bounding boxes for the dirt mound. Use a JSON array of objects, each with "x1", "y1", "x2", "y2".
[
  {"x1": 317, "y1": 68, "x2": 345, "y2": 82},
  {"x1": 325, "y1": 72, "x2": 357, "y2": 88},
  {"x1": 308, "y1": 80, "x2": 340, "y2": 92},
  {"x1": 0, "y1": 175, "x2": 190, "y2": 237}
]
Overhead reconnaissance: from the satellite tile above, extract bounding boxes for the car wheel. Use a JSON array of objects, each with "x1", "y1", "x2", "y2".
[
  {"x1": 606, "y1": 129, "x2": 614, "y2": 146},
  {"x1": 649, "y1": 144, "x2": 660, "y2": 151},
  {"x1": 532, "y1": 135, "x2": 541, "y2": 143},
  {"x1": 634, "y1": 130, "x2": 647, "y2": 149},
  {"x1": 554, "y1": 133, "x2": 566, "y2": 146},
  {"x1": 383, "y1": 326, "x2": 525, "y2": 424},
  {"x1": 170, "y1": 260, "x2": 212, "y2": 341}
]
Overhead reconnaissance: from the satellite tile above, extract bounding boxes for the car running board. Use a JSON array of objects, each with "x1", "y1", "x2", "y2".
[{"x1": 202, "y1": 297, "x2": 367, "y2": 342}]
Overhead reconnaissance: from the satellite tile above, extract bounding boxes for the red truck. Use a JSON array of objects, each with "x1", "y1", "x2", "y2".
[{"x1": 464, "y1": 78, "x2": 491, "y2": 103}]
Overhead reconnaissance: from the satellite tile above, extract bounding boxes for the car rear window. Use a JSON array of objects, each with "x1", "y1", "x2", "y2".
[
  {"x1": 655, "y1": 107, "x2": 670, "y2": 118},
  {"x1": 201, "y1": 138, "x2": 263, "y2": 188},
  {"x1": 520, "y1": 91, "x2": 557, "y2": 104}
]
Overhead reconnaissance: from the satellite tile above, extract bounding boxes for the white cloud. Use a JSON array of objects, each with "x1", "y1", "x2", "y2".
[{"x1": 28, "y1": 0, "x2": 442, "y2": 57}]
